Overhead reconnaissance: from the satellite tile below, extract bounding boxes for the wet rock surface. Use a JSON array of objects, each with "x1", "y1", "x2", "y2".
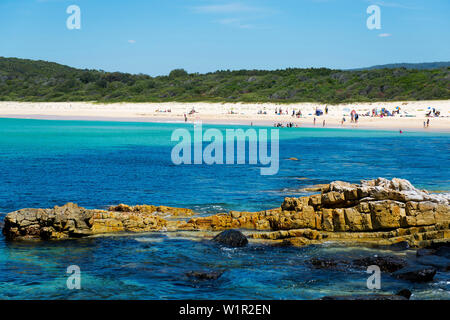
[{"x1": 393, "y1": 266, "x2": 437, "y2": 282}]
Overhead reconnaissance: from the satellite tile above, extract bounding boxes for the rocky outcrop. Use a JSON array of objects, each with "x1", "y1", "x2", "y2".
[
  {"x1": 3, "y1": 203, "x2": 179, "y2": 240},
  {"x1": 212, "y1": 229, "x2": 248, "y2": 247},
  {"x1": 2, "y1": 178, "x2": 449, "y2": 247},
  {"x1": 193, "y1": 178, "x2": 450, "y2": 248},
  {"x1": 3, "y1": 203, "x2": 95, "y2": 240}
]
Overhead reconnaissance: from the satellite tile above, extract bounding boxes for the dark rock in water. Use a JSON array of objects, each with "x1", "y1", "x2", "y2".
[
  {"x1": 416, "y1": 248, "x2": 437, "y2": 257},
  {"x1": 309, "y1": 258, "x2": 349, "y2": 270},
  {"x1": 423, "y1": 242, "x2": 450, "y2": 251},
  {"x1": 186, "y1": 271, "x2": 224, "y2": 281},
  {"x1": 435, "y1": 246, "x2": 450, "y2": 259},
  {"x1": 396, "y1": 289, "x2": 412, "y2": 299},
  {"x1": 310, "y1": 258, "x2": 337, "y2": 269},
  {"x1": 393, "y1": 266, "x2": 437, "y2": 282},
  {"x1": 321, "y1": 289, "x2": 411, "y2": 300},
  {"x1": 416, "y1": 255, "x2": 450, "y2": 271},
  {"x1": 389, "y1": 241, "x2": 410, "y2": 251},
  {"x1": 212, "y1": 229, "x2": 248, "y2": 247},
  {"x1": 416, "y1": 245, "x2": 450, "y2": 271},
  {"x1": 353, "y1": 256, "x2": 407, "y2": 273}
]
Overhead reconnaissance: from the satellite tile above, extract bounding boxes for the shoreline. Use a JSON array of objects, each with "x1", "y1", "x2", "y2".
[{"x1": 0, "y1": 101, "x2": 449, "y2": 132}]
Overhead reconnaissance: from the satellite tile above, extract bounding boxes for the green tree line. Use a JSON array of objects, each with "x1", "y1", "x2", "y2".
[{"x1": 0, "y1": 57, "x2": 449, "y2": 103}]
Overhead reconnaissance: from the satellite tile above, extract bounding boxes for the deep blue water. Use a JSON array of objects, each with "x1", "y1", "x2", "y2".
[{"x1": 0, "y1": 118, "x2": 449, "y2": 299}]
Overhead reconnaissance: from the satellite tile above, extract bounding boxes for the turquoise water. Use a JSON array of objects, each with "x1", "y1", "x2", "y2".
[{"x1": 0, "y1": 118, "x2": 449, "y2": 299}]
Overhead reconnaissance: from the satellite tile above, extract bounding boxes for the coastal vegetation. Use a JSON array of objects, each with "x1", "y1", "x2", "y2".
[{"x1": 0, "y1": 57, "x2": 449, "y2": 104}]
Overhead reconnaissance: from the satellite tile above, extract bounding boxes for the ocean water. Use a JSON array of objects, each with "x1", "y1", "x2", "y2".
[{"x1": 0, "y1": 118, "x2": 449, "y2": 300}]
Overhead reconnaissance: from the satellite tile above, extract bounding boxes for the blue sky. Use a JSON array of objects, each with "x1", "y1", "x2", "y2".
[{"x1": 0, "y1": 0, "x2": 449, "y2": 75}]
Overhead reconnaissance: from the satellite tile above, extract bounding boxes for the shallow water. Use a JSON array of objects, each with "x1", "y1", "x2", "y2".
[{"x1": 0, "y1": 118, "x2": 449, "y2": 299}]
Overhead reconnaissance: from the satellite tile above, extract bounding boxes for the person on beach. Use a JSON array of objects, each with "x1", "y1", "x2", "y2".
[
  {"x1": 325, "y1": 106, "x2": 328, "y2": 115},
  {"x1": 341, "y1": 117, "x2": 346, "y2": 126},
  {"x1": 427, "y1": 119, "x2": 430, "y2": 128},
  {"x1": 323, "y1": 120, "x2": 326, "y2": 127},
  {"x1": 313, "y1": 117, "x2": 316, "y2": 126},
  {"x1": 184, "y1": 114, "x2": 187, "y2": 122}
]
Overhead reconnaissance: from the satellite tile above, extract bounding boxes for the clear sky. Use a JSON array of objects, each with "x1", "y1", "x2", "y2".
[{"x1": 0, "y1": 0, "x2": 449, "y2": 76}]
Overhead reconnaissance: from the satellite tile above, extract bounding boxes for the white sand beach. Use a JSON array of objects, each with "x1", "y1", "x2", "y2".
[{"x1": 0, "y1": 100, "x2": 449, "y2": 131}]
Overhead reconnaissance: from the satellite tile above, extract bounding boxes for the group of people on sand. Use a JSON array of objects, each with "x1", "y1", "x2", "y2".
[
  {"x1": 371, "y1": 107, "x2": 393, "y2": 117},
  {"x1": 182, "y1": 107, "x2": 198, "y2": 122},
  {"x1": 275, "y1": 107, "x2": 290, "y2": 115},
  {"x1": 312, "y1": 117, "x2": 326, "y2": 127},
  {"x1": 426, "y1": 108, "x2": 440, "y2": 117},
  {"x1": 156, "y1": 108, "x2": 172, "y2": 113},
  {"x1": 350, "y1": 111, "x2": 359, "y2": 123},
  {"x1": 274, "y1": 122, "x2": 298, "y2": 128},
  {"x1": 274, "y1": 107, "x2": 304, "y2": 118}
]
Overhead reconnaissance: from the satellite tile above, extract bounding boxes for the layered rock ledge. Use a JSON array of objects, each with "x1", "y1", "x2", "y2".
[{"x1": 2, "y1": 178, "x2": 449, "y2": 247}]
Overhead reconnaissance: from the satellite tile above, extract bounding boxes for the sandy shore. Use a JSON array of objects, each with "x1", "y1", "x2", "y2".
[{"x1": 0, "y1": 101, "x2": 449, "y2": 132}]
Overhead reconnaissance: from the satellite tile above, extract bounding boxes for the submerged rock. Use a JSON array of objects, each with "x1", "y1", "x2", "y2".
[
  {"x1": 186, "y1": 271, "x2": 224, "y2": 281},
  {"x1": 434, "y1": 245, "x2": 450, "y2": 258},
  {"x1": 388, "y1": 241, "x2": 410, "y2": 251},
  {"x1": 416, "y1": 255, "x2": 450, "y2": 271},
  {"x1": 416, "y1": 244, "x2": 450, "y2": 271},
  {"x1": 393, "y1": 266, "x2": 437, "y2": 282},
  {"x1": 309, "y1": 258, "x2": 349, "y2": 270},
  {"x1": 353, "y1": 256, "x2": 407, "y2": 273},
  {"x1": 212, "y1": 229, "x2": 248, "y2": 247},
  {"x1": 321, "y1": 289, "x2": 412, "y2": 301},
  {"x1": 416, "y1": 248, "x2": 437, "y2": 257}
]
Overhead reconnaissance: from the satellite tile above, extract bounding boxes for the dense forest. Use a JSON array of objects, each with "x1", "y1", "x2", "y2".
[{"x1": 0, "y1": 57, "x2": 449, "y2": 103}]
